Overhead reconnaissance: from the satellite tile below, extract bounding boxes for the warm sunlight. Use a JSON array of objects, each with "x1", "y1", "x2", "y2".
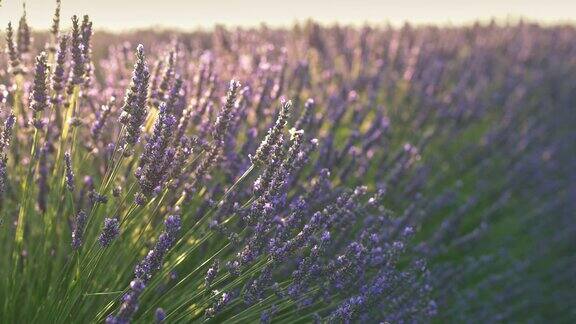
[{"x1": 0, "y1": 0, "x2": 575, "y2": 30}]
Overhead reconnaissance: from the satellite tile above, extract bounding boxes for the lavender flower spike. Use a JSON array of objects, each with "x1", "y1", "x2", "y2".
[
  {"x1": 134, "y1": 215, "x2": 181, "y2": 282},
  {"x1": 98, "y1": 217, "x2": 120, "y2": 247},
  {"x1": 51, "y1": 35, "x2": 68, "y2": 100},
  {"x1": 106, "y1": 279, "x2": 146, "y2": 324},
  {"x1": 71, "y1": 210, "x2": 87, "y2": 250},
  {"x1": 155, "y1": 308, "x2": 166, "y2": 323},
  {"x1": 64, "y1": 151, "x2": 75, "y2": 192},
  {"x1": 213, "y1": 80, "x2": 241, "y2": 142},
  {"x1": 109, "y1": 215, "x2": 181, "y2": 322},
  {"x1": 30, "y1": 52, "x2": 49, "y2": 128},
  {"x1": 294, "y1": 98, "x2": 315, "y2": 130},
  {"x1": 17, "y1": 4, "x2": 32, "y2": 55},
  {"x1": 0, "y1": 113, "x2": 15, "y2": 195},
  {"x1": 91, "y1": 98, "x2": 114, "y2": 141},
  {"x1": 81, "y1": 15, "x2": 94, "y2": 88},
  {"x1": 0, "y1": 159, "x2": 7, "y2": 195},
  {"x1": 67, "y1": 15, "x2": 85, "y2": 91},
  {"x1": 251, "y1": 99, "x2": 292, "y2": 165},
  {"x1": 0, "y1": 113, "x2": 16, "y2": 153},
  {"x1": 205, "y1": 260, "x2": 219, "y2": 287},
  {"x1": 5, "y1": 23, "x2": 23, "y2": 75},
  {"x1": 49, "y1": 0, "x2": 62, "y2": 45},
  {"x1": 120, "y1": 44, "x2": 150, "y2": 147}
]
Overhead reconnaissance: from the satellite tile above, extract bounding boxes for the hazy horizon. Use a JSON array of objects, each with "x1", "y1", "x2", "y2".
[{"x1": 0, "y1": 0, "x2": 575, "y2": 31}]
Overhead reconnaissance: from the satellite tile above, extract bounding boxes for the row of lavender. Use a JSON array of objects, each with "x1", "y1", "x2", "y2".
[{"x1": 0, "y1": 2, "x2": 574, "y2": 323}]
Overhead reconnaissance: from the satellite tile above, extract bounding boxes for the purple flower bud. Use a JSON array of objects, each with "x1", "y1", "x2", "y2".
[
  {"x1": 120, "y1": 44, "x2": 150, "y2": 146},
  {"x1": 107, "y1": 278, "x2": 146, "y2": 323},
  {"x1": 98, "y1": 218, "x2": 120, "y2": 247},
  {"x1": 91, "y1": 99, "x2": 114, "y2": 141},
  {"x1": 136, "y1": 102, "x2": 177, "y2": 200},
  {"x1": 155, "y1": 51, "x2": 176, "y2": 107},
  {"x1": 17, "y1": 6, "x2": 31, "y2": 55},
  {"x1": 205, "y1": 291, "x2": 235, "y2": 318},
  {"x1": 30, "y1": 52, "x2": 49, "y2": 112},
  {"x1": 51, "y1": 35, "x2": 68, "y2": 97},
  {"x1": 89, "y1": 190, "x2": 108, "y2": 205},
  {"x1": 110, "y1": 215, "x2": 182, "y2": 322},
  {"x1": 49, "y1": 0, "x2": 61, "y2": 42},
  {"x1": 134, "y1": 215, "x2": 181, "y2": 282},
  {"x1": 64, "y1": 151, "x2": 74, "y2": 192},
  {"x1": 5, "y1": 23, "x2": 23, "y2": 75},
  {"x1": 155, "y1": 308, "x2": 166, "y2": 323},
  {"x1": 81, "y1": 16, "x2": 93, "y2": 63},
  {"x1": 213, "y1": 80, "x2": 241, "y2": 143},
  {"x1": 205, "y1": 260, "x2": 219, "y2": 287},
  {"x1": 251, "y1": 99, "x2": 292, "y2": 165},
  {"x1": 67, "y1": 15, "x2": 85, "y2": 92},
  {"x1": 260, "y1": 305, "x2": 278, "y2": 324},
  {"x1": 71, "y1": 210, "x2": 87, "y2": 250},
  {"x1": 294, "y1": 98, "x2": 315, "y2": 130},
  {"x1": 0, "y1": 113, "x2": 16, "y2": 153},
  {"x1": 0, "y1": 158, "x2": 7, "y2": 195}
]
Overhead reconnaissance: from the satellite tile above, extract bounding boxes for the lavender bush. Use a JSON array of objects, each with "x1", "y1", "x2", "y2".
[{"x1": 0, "y1": 2, "x2": 574, "y2": 323}]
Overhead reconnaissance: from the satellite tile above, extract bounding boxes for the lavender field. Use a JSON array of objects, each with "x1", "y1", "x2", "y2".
[{"x1": 0, "y1": 2, "x2": 575, "y2": 323}]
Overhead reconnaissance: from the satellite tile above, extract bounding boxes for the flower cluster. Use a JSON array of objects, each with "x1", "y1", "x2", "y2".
[
  {"x1": 120, "y1": 44, "x2": 150, "y2": 147},
  {"x1": 108, "y1": 216, "x2": 181, "y2": 323}
]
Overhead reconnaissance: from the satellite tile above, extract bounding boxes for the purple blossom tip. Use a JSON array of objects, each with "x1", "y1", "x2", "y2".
[
  {"x1": 98, "y1": 217, "x2": 120, "y2": 247},
  {"x1": 155, "y1": 308, "x2": 166, "y2": 323}
]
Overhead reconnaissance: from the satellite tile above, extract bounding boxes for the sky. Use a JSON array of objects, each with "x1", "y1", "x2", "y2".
[{"x1": 0, "y1": 0, "x2": 575, "y2": 31}]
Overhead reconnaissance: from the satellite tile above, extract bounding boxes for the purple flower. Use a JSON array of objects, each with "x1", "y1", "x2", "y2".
[
  {"x1": 80, "y1": 15, "x2": 93, "y2": 84},
  {"x1": 91, "y1": 98, "x2": 114, "y2": 141},
  {"x1": 5, "y1": 23, "x2": 23, "y2": 75},
  {"x1": 155, "y1": 308, "x2": 166, "y2": 323},
  {"x1": 71, "y1": 210, "x2": 87, "y2": 250},
  {"x1": 67, "y1": 15, "x2": 85, "y2": 91},
  {"x1": 98, "y1": 218, "x2": 120, "y2": 247},
  {"x1": 213, "y1": 80, "x2": 241, "y2": 143},
  {"x1": 260, "y1": 305, "x2": 278, "y2": 324},
  {"x1": 106, "y1": 279, "x2": 146, "y2": 324},
  {"x1": 154, "y1": 51, "x2": 176, "y2": 107},
  {"x1": 205, "y1": 291, "x2": 234, "y2": 318},
  {"x1": 134, "y1": 215, "x2": 181, "y2": 282},
  {"x1": 205, "y1": 260, "x2": 219, "y2": 287},
  {"x1": 89, "y1": 190, "x2": 108, "y2": 205},
  {"x1": 0, "y1": 113, "x2": 16, "y2": 153},
  {"x1": 0, "y1": 113, "x2": 15, "y2": 195},
  {"x1": 0, "y1": 158, "x2": 7, "y2": 195},
  {"x1": 49, "y1": 0, "x2": 61, "y2": 43},
  {"x1": 251, "y1": 99, "x2": 292, "y2": 165},
  {"x1": 51, "y1": 35, "x2": 68, "y2": 99},
  {"x1": 30, "y1": 52, "x2": 49, "y2": 127},
  {"x1": 294, "y1": 98, "x2": 315, "y2": 130},
  {"x1": 64, "y1": 151, "x2": 74, "y2": 192},
  {"x1": 109, "y1": 216, "x2": 181, "y2": 322},
  {"x1": 120, "y1": 44, "x2": 150, "y2": 147},
  {"x1": 135, "y1": 102, "x2": 177, "y2": 202},
  {"x1": 16, "y1": 5, "x2": 31, "y2": 55}
]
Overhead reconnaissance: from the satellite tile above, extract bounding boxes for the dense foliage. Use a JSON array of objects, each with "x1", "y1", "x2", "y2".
[{"x1": 0, "y1": 3, "x2": 574, "y2": 323}]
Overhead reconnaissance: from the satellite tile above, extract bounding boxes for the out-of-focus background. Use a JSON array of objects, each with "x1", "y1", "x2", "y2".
[{"x1": 0, "y1": 0, "x2": 575, "y2": 30}]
